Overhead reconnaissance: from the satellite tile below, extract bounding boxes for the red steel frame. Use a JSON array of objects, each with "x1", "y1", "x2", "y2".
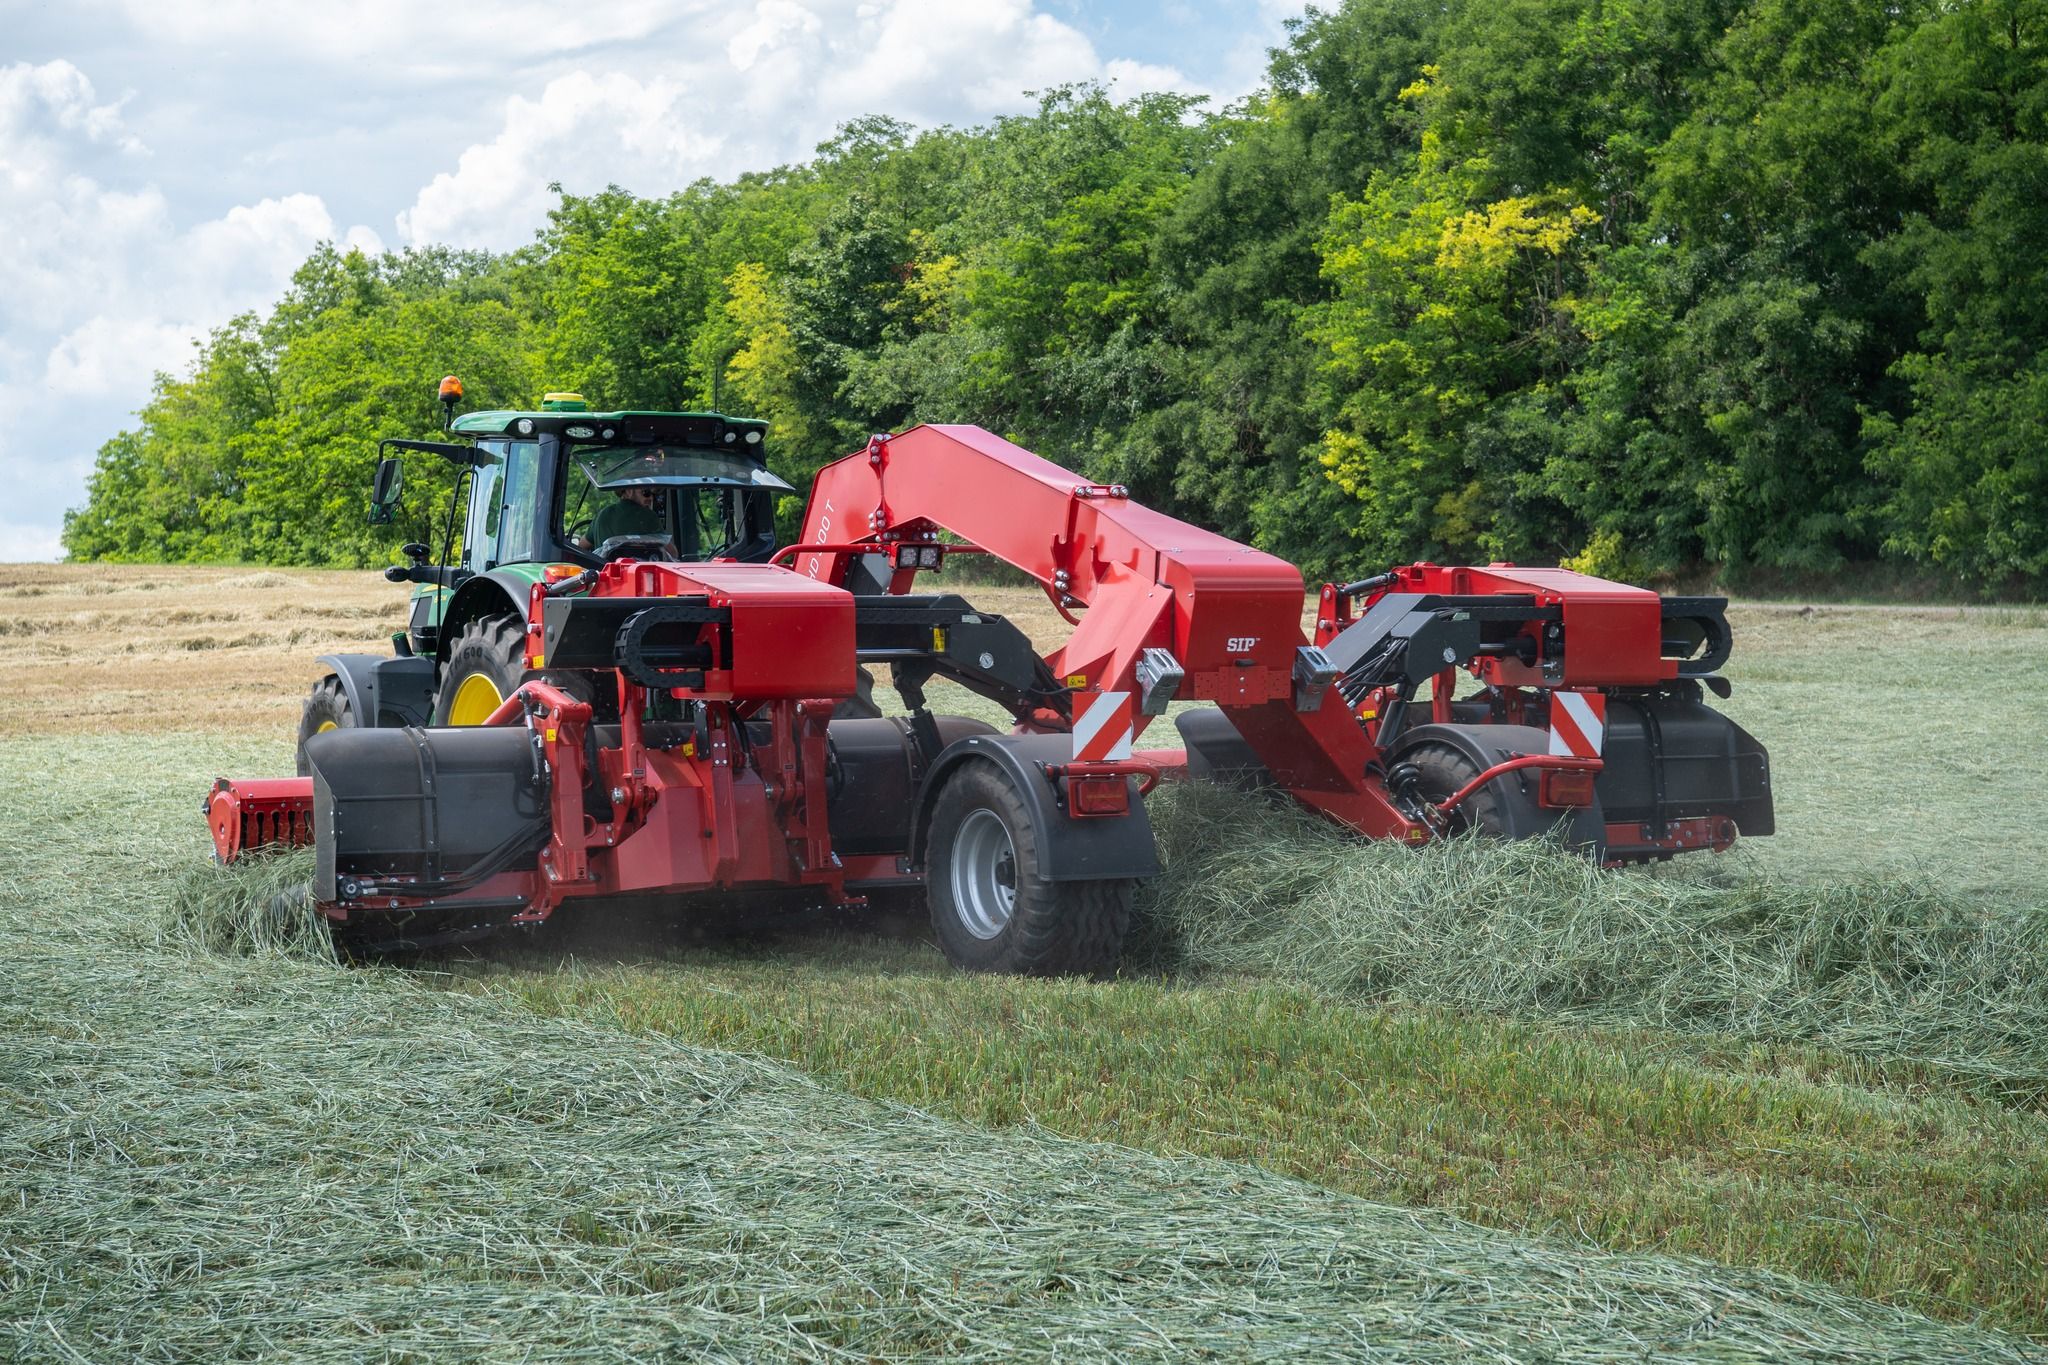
[
  {"x1": 797, "y1": 425, "x2": 1723, "y2": 854},
  {"x1": 209, "y1": 423, "x2": 1738, "y2": 911}
]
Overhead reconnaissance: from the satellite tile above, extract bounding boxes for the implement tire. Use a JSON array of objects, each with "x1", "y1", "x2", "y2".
[
  {"x1": 925, "y1": 760, "x2": 1133, "y2": 977},
  {"x1": 1399, "y1": 740, "x2": 1516, "y2": 838},
  {"x1": 432, "y1": 616, "x2": 527, "y2": 726},
  {"x1": 295, "y1": 675, "x2": 352, "y2": 775},
  {"x1": 1394, "y1": 733, "x2": 1603, "y2": 855}
]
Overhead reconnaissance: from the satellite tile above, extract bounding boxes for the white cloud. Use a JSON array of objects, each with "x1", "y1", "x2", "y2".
[
  {"x1": 0, "y1": 57, "x2": 143, "y2": 155},
  {"x1": 77, "y1": 0, "x2": 692, "y2": 70},
  {"x1": 1102, "y1": 57, "x2": 1197, "y2": 98},
  {"x1": 0, "y1": 521, "x2": 67, "y2": 562},
  {"x1": 396, "y1": 71, "x2": 727, "y2": 250},
  {"x1": 730, "y1": 0, "x2": 822, "y2": 70},
  {"x1": 181, "y1": 193, "x2": 354, "y2": 300},
  {"x1": 43, "y1": 317, "x2": 202, "y2": 397},
  {"x1": 0, "y1": 60, "x2": 378, "y2": 560},
  {"x1": 397, "y1": 0, "x2": 1197, "y2": 249},
  {"x1": 808, "y1": 0, "x2": 1100, "y2": 116}
]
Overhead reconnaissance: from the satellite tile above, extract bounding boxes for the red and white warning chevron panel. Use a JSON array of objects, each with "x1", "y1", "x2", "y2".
[
  {"x1": 1072, "y1": 690, "x2": 1134, "y2": 762},
  {"x1": 1548, "y1": 689, "x2": 1607, "y2": 759}
]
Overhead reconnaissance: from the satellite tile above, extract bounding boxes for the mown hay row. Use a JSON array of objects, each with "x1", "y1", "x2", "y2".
[
  {"x1": 1133, "y1": 783, "x2": 2048, "y2": 1103},
  {"x1": 4, "y1": 920, "x2": 2034, "y2": 1362}
]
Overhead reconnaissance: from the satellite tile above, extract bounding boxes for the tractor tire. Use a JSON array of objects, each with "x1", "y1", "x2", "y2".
[
  {"x1": 432, "y1": 616, "x2": 528, "y2": 726},
  {"x1": 833, "y1": 666, "x2": 882, "y2": 720},
  {"x1": 925, "y1": 760, "x2": 1134, "y2": 977},
  {"x1": 295, "y1": 675, "x2": 353, "y2": 775}
]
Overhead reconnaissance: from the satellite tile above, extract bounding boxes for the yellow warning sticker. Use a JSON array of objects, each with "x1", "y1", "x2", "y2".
[
  {"x1": 1066, "y1": 673, "x2": 1088, "y2": 688},
  {"x1": 545, "y1": 727, "x2": 557, "y2": 742}
]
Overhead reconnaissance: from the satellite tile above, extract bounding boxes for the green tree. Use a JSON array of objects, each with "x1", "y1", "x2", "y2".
[
  {"x1": 1308, "y1": 72, "x2": 1600, "y2": 564},
  {"x1": 1865, "y1": 0, "x2": 2048, "y2": 588}
]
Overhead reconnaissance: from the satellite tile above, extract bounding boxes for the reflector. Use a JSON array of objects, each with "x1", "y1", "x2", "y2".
[
  {"x1": 1067, "y1": 775, "x2": 1130, "y2": 817},
  {"x1": 1539, "y1": 768, "x2": 1598, "y2": 808}
]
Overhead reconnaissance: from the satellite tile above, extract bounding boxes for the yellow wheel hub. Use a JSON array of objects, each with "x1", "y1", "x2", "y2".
[{"x1": 447, "y1": 673, "x2": 506, "y2": 726}]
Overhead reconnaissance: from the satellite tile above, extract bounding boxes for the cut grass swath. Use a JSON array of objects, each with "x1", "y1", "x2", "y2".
[
  {"x1": 3, "y1": 734, "x2": 2036, "y2": 1360},
  {"x1": 1133, "y1": 782, "x2": 2048, "y2": 1103},
  {"x1": 5, "y1": 909, "x2": 2036, "y2": 1362},
  {"x1": 162, "y1": 846, "x2": 328, "y2": 958}
]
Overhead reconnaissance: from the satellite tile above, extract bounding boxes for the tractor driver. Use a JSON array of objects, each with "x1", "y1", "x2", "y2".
[{"x1": 588, "y1": 483, "x2": 665, "y2": 548}]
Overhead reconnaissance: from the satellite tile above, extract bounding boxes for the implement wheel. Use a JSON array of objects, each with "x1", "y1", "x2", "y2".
[
  {"x1": 1393, "y1": 728, "x2": 1604, "y2": 855},
  {"x1": 925, "y1": 760, "x2": 1133, "y2": 977},
  {"x1": 432, "y1": 616, "x2": 527, "y2": 726},
  {"x1": 1398, "y1": 741, "x2": 1516, "y2": 838},
  {"x1": 295, "y1": 675, "x2": 352, "y2": 775}
]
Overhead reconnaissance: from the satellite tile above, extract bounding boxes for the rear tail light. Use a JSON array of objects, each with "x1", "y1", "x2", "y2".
[
  {"x1": 1067, "y1": 774, "x2": 1130, "y2": 817},
  {"x1": 1539, "y1": 768, "x2": 1597, "y2": 808}
]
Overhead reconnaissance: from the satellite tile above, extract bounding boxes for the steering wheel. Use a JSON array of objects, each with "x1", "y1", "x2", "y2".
[{"x1": 594, "y1": 533, "x2": 679, "y2": 564}]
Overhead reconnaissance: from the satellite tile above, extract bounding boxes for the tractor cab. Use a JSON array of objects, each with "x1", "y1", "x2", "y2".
[
  {"x1": 369, "y1": 391, "x2": 785, "y2": 664},
  {"x1": 444, "y1": 396, "x2": 783, "y2": 576}
]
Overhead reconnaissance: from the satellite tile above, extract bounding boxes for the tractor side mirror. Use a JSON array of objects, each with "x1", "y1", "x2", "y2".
[{"x1": 368, "y1": 457, "x2": 405, "y2": 526}]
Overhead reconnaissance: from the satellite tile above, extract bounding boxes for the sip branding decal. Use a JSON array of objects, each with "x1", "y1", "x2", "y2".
[{"x1": 1226, "y1": 636, "x2": 1259, "y2": 653}]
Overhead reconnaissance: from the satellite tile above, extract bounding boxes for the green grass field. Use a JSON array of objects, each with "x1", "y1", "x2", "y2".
[{"x1": 5, "y1": 593, "x2": 2047, "y2": 1357}]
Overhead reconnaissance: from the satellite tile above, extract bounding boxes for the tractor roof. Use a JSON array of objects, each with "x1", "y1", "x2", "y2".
[{"x1": 450, "y1": 407, "x2": 771, "y2": 454}]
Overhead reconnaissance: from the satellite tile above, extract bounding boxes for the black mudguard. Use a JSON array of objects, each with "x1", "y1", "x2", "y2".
[
  {"x1": 909, "y1": 732, "x2": 1160, "y2": 882},
  {"x1": 438, "y1": 571, "x2": 537, "y2": 663},
  {"x1": 824, "y1": 715, "x2": 995, "y2": 857},
  {"x1": 317, "y1": 653, "x2": 437, "y2": 730}
]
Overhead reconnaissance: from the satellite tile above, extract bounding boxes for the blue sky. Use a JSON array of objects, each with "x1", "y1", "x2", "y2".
[{"x1": 0, "y1": 0, "x2": 1303, "y2": 561}]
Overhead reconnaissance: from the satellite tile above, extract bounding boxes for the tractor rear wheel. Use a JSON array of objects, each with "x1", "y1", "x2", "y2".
[
  {"x1": 925, "y1": 760, "x2": 1133, "y2": 977},
  {"x1": 295, "y1": 675, "x2": 352, "y2": 775},
  {"x1": 432, "y1": 616, "x2": 528, "y2": 726},
  {"x1": 833, "y1": 666, "x2": 882, "y2": 720}
]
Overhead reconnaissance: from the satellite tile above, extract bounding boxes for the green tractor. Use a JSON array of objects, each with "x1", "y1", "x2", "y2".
[{"x1": 295, "y1": 385, "x2": 798, "y2": 773}]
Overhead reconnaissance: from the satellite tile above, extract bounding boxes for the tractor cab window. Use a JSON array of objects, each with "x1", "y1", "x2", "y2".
[
  {"x1": 559, "y1": 444, "x2": 790, "y2": 562},
  {"x1": 462, "y1": 439, "x2": 542, "y2": 569},
  {"x1": 463, "y1": 444, "x2": 503, "y2": 569}
]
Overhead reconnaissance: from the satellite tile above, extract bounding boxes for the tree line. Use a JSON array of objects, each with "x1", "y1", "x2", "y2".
[{"x1": 64, "y1": 0, "x2": 2048, "y2": 594}]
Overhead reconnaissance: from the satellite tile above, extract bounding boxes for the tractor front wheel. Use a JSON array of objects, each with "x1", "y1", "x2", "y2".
[
  {"x1": 295, "y1": 675, "x2": 352, "y2": 775},
  {"x1": 925, "y1": 761, "x2": 1133, "y2": 977},
  {"x1": 431, "y1": 616, "x2": 528, "y2": 726}
]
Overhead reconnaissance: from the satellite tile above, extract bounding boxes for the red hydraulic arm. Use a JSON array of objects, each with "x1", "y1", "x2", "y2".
[{"x1": 798, "y1": 425, "x2": 1429, "y2": 841}]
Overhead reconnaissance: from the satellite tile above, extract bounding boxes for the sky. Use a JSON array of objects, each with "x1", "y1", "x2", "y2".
[{"x1": 0, "y1": 0, "x2": 1304, "y2": 562}]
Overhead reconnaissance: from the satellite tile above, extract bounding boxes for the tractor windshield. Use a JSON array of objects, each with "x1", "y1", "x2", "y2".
[
  {"x1": 560, "y1": 444, "x2": 788, "y2": 562},
  {"x1": 569, "y1": 444, "x2": 793, "y2": 493}
]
